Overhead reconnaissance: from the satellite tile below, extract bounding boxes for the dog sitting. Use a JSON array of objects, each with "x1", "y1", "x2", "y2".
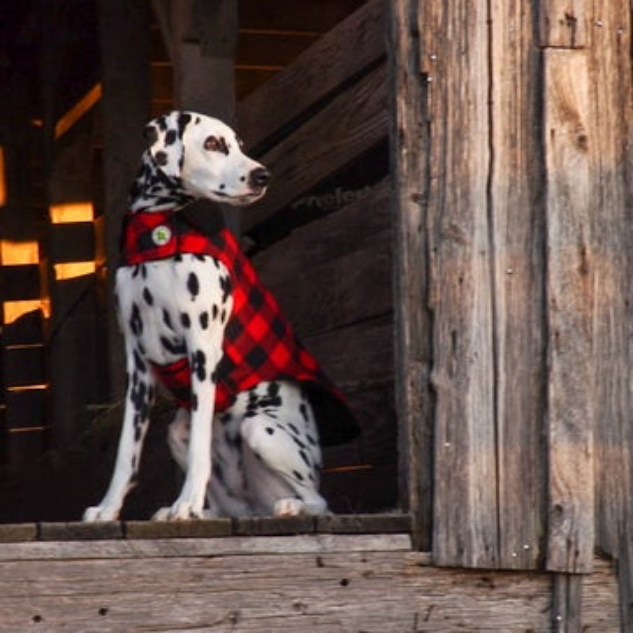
[{"x1": 84, "y1": 111, "x2": 358, "y2": 521}]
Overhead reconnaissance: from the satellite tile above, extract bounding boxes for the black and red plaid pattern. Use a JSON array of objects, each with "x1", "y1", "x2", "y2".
[{"x1": 120, "y1": 209, "x2": 359, "y2": 445}]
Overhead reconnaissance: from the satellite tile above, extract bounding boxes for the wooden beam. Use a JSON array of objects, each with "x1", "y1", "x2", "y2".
[
  {"x1": 169, "y1": 0, "x2": 238, "y2": 121},
  {"x1": 389, "y1": 0, "x2": 434, "y2": 550},
  {"x1": 238, "y1": 0, "x2": 386, "y2": 153},
  {"x1": 488, "y1": 0, "x2": 546, "y2": 570},
  {"x1": 0, "y1": 537, "x2": 621, "y2": 631},
  {"x1": 241, "y1": 63, "x2": 387, "y2": 234},
  {"x1": 99, "y1": 0, "x2": 152, "y2": 400},
  {"x1": 543, "y1": 48, "x2": 594, "y2": 574}
]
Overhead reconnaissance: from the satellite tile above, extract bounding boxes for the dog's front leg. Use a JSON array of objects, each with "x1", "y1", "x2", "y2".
[
  {"x1": 84, "y1": 345, "x2": 155, "y2": 522},
  {"x1": 153, "y1": 338, "x2": 223, "y2": 521}
]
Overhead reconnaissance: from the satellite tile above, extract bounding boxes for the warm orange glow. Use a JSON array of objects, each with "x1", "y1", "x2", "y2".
[
  {"x1": 3, "y1": 299, "x2": 50, "y2": 324},
  {"x1": 49, "y1": 201, "x2": 94, "y2": 224},
  {"x1": 323, "y1": 464, "x2": 374, "y2": 473},
  {"x1": 54, "y1": 261, "x2": 96, "y2": 280},
  {"x1": 0, "y1": 240, "x2": 39, "y2": 265},
  {"x1": 0, "y1": 146, "x2": 6, "y2": 207},
  {"x1": 6, "y1": 384, "x2": 49, "y2": 393},
  {"x1": 7, "y1": 426, "x2": 48, "y2": 434},
  {"x1": 55, "y1": 83, "x2": 102, "y2": 139}
]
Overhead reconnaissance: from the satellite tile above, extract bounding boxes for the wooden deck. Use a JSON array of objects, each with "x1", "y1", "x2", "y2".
[{"x1": 0, "y1": 516, "x2": 621, "y2": 632}]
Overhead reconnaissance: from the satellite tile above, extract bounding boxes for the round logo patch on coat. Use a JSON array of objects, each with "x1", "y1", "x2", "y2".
[{"x1": 152, "y1": 225, "x2": 172, "y2": 246}]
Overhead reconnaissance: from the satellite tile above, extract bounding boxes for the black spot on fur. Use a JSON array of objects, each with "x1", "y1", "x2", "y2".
[
  {"x1": 130, "y1": 303, "x2": 143, "y2": 336},
  {"x1": 187, "y1": 272, "x2": 200, "y2": 299},
  {"x1": 191, "y1": 350, "x2": 207, "y2": 381},
  {"x1": 299, "y1": 403, "x2": 309, "y2": 423},
  {"x1": 165, "y1": 129, "x2": 177, "y2": 145},
  {"x1": 292, "y1": 436, "x2": 307, "y2": 450},
  {"x1": 260, "y1": 384, "x2": 282, "y2": 409},
  {"x1": 191, "y1": 393, "x2": 198, "y2": 411},
  {"x1": 219, "y1": 275, "x2": 231, "y2": 303},
  {"x1": 178, "y1": 112, "x2": 192, "y2": 137},
  {"x1": 288, "y1": 423, "x2": 300, "y2": 436},
  {"x1": 160, "y1": 336, "x2": 186, "y2": 356},
  {"x1": 181, "y1": 312, "x2": 191, "y2": 328},
  {"x1": 307, "y1": 434, "x2": 317, "y2": 446},
  {"x1": 163, "y1": 309, "x2": 174, "y2": 330},
  {"x1": 212, "y1": 305, "x2": 219, "y2": 320},
  {"x1": 130, "y1": 376, "x2": 150, "y2": 423},
  {"x1": 155, "y1": 150, "x2": 168, "y2": 166},
  {"x1": 293, "y1": 470, "x2": 305, "y2": 482},
  {"x1": 266, "y1": 427, "x2": 275, "y2": 435},
  {"x1": 142, "y1": 287, "x2": 154, "y2": 306},
  {"x1": 133, "y1": 349, "x2": 146, "y2": 373},
  {"x1": 199, "y1": 311, "x2": 209, "y2": 329},
  {"x1": 299, "y1": 450, "x2": 311, "y2": 468}
]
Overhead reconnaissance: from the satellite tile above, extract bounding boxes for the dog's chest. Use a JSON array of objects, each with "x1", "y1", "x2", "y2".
[{"x1": 116, "y1": 255, "x2": 232, "y2": 365}]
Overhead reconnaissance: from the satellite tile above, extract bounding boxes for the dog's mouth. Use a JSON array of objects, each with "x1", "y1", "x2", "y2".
[{"x1": 212, "y1": 187, "x2": 267, "y2": 206}]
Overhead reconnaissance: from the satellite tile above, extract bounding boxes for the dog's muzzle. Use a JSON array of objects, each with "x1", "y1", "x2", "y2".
[{"x1": 249, "y1": 167, "x2": 271, "y2": 191}]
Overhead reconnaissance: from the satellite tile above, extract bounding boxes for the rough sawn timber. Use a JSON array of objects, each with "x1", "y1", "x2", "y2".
[{"x1": 0, "y1": 533, "x2": 621, "y2": 632}]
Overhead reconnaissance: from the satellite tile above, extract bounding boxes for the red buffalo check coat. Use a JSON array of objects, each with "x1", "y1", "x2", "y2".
[{"x1": 120, "y1": 208, "x2": 359, "y2": 446}]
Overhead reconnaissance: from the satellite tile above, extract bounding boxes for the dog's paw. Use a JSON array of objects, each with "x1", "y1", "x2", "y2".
[
  {"x1": 152, "y1": 500, "x2": 203, "y2": 521},
  {"x1": 83, "y1": 506, "x2": 119, "y2": 522},
  {"x1": 273, "y1": 498, "x2": 307, "y2": 517}
]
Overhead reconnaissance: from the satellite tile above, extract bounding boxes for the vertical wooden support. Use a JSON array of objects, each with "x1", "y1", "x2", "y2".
[
  {"x1": 417, "y1": 0, "x2": 498, "y2": 569},
  {"x1": 488, "y1": 0, "x2": 546, "y2": 570},
  {"x1": 153, "y1": 0, "x2": 239, "y2": 230},
  {"x1": 99, "y1": 0, "x2": 151, "y2": 400},
  {"x1": 584, "y1": 2, "x2": 633, "y2": 628},
  {"x1": 551, "y1": 574, "x2": 584, "y2": 632},
  {"x1": 543, "y1": 48, "x2": 594, "y2": 574},
  {"x1": 389, "y1": 0, "x2": 434, "y2": 549},
  {"x1": 172, "y1": 0, "x2": 238, "y2": 122}
]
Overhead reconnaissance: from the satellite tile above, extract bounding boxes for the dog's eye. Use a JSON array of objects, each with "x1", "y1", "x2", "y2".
[{"x1": 204, "y1": 136, "x2": 220, "y2": 151}]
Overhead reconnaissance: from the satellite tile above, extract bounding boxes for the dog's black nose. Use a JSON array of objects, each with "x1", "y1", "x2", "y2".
[{"x1": 249, "y1": 167, "x2": 271, "y2": 189}]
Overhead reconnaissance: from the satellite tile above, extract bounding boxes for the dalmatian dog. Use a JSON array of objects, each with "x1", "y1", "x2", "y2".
[{"x1": 84, "y1": 111, "x2": 357, "y2": 521}]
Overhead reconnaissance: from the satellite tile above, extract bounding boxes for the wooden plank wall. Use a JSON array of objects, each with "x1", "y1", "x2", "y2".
[
  {"x1": 236, "y1": 0, "x2": 394, "y2": 512},
  {"x1": 392, "y1": 0, "x2": 633, "y2": 596},
  {"x1": 0, "y1": 528, "x2": 622, "y2": 632}
]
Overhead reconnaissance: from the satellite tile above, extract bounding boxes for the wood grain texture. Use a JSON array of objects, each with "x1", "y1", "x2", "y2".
[
  {"x1": 0, "y1": 537, "x2": 621, "y2": 632},
  {"x1": 488, "y1": 0, "x2": 546, "y2": 570},
  {"x1": 254, "y1": 179, "x2": 392, "y2": 339},
  {"x1": 583, "y1": 3, "x2": 633, "y2": 626},
  {"x1": 389, "y1": 0, "x2": 435, "y2": 549},
  {"x1": 416, "y1": 0, "x2": 498, "y2": 568},
  {"x1": 237, "y1": 0, "x2": 385, "y2": 152},
  {"x1": 539, "y1": 0, "x2": 587, "y2": 48},
  {"x1": 242, "y1": 62, "x2": 387, "y2": 232},
  {"x1": 543, "y1": 48, "x2": 595, "y2": 574}
]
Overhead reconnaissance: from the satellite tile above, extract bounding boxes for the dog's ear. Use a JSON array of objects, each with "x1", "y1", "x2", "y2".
[{"x1": 144, "y1": 111, "x2": 192, "y2": 179}]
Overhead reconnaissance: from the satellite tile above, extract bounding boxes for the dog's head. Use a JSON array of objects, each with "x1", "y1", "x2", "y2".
[{"x1": 144, "y1": 111, "x2": 270, "y2": 206}]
